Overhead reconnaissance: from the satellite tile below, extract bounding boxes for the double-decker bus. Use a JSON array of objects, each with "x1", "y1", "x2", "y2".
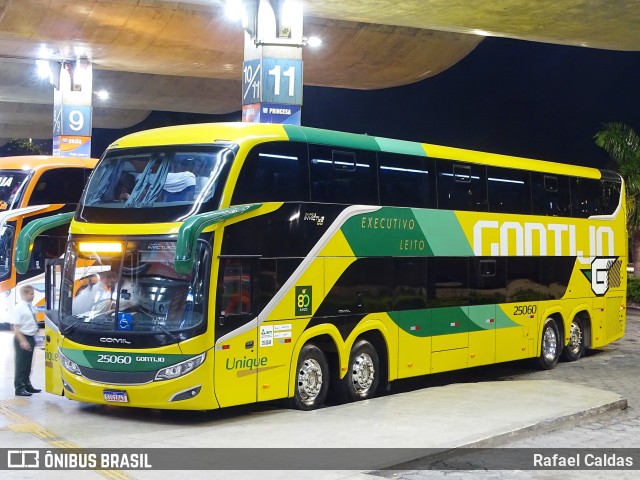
[
  {"x1": 16, "y1": 123, "x2": 626, "y2": 410},
  {"x1": 1, "y1": 156, "x2": 96, "y2": 327}
]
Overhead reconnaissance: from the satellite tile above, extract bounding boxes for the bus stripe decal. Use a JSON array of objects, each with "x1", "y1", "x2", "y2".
[{"x1": 216, "y1": 205, "x2": 381, "y2": 344}]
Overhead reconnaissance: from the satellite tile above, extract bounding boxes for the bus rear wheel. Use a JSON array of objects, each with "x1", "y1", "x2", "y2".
[
  {"x1": 561, "y1": 317, "x2": 585, "y2": 362},
  {"x1": 342, "y1": 340, "x2": 380, "y2": 402},
  {"x1": 291, "y1": 344, "x2": 329, "y2": 411},
  {"x1": 537, "y1": 317, "x2": 561, "y2": 370}
]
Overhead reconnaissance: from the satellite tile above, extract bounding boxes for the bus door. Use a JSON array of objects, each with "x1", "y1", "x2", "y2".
[
  {"x1": 213, "y1": 257, "x2": 258, "y2": 407},
  {"x1": 43, "y1": 258, "x2": 65, "y2": 395}
]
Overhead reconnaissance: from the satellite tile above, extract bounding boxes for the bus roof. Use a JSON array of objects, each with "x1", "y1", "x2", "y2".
[
  {"x1": 107, "y1": 122, "x2": 602, "y2": 179},
  {"x1": 0, "y1": 155, "x2": 98, "y2": 171}
]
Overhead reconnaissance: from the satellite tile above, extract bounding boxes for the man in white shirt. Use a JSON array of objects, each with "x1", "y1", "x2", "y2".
[{"x1": 10, "y1": 285, "x2": 41, "y2": 396}]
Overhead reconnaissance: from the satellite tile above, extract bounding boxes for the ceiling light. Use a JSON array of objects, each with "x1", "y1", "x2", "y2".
[
  {"x1": 35, "y1": 59, "x2": 52, "y2": 79},
  {"x1": 306, "y1": 36, "x2": 322, "y2": 48}
]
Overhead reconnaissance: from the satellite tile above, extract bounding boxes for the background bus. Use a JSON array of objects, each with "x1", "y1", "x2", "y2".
[
  {"x1": 17, "y1": 123, "x2": 627, "y2": 411},
  {"x1": 1, "y1": 155, "x2": 96, "y2": 328}
]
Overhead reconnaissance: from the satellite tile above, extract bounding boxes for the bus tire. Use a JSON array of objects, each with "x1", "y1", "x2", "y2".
[
  {"x1": 342, "y1": 339, "x2": 380, "y2": 402},
  {"x1": 561, "y1": 317, "x2": 585, "y2": 362},
  {"x1": 537, "y1": 317, "x2": 561, "y2": 370},
  {"x1": 291, "y1": 344, "x2": 329, "y2": 411}
]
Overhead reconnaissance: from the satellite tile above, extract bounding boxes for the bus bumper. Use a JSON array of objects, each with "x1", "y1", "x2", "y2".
[{"x1": 60, "y1": 371, "x2": 220, "y2": 410}]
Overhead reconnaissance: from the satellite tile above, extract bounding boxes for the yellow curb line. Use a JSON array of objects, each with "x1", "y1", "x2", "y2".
[{"x1": 0, "y1": 399, "x2": 133, "y2": 480}]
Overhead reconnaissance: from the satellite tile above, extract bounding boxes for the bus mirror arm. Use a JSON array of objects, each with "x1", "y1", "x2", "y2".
[
  {"x1": 175, "y1": 203, "x2": 262, "y2": 275},
  {"x1": 14, "y1": 212, "x2": 74, "y2": 274}
]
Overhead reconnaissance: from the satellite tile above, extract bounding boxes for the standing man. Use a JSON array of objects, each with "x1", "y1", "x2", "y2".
[{"x1": 10, "y1": 285, "x2": 41, "y2": 396}]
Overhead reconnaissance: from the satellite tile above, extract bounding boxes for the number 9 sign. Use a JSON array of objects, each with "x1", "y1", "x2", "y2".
[
  {"x1": 69, "y1": 109, "x2": 85, "y2": 132},
  {"x1": 56, "y1": 105, "x2": 92, "y2": 136}
]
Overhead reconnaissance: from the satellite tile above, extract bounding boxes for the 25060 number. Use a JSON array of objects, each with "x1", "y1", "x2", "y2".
[
  {"x1": 513, "y1": 304, "x2": 537, "y2": 316},
  {"x1": 97, "y1": 354, "x2": 132, "y2": 364}
]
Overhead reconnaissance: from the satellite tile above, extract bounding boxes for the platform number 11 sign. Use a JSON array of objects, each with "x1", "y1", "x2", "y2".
[{"x1": 242, "y1": 58, "x2": 302, "y2": 106}]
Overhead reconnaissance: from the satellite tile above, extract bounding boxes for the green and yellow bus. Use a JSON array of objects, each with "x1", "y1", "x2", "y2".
[
  {"x1": 17, "y1": 123, "x2": 627, "y2": 410},
  {"x1": 1, "y1": 155, "x2": 96, "y2": 327}
]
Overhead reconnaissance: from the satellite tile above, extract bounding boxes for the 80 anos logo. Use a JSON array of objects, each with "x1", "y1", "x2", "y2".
[{"x1": 295, "y1": 286, "x2": 312, "y2": 316}]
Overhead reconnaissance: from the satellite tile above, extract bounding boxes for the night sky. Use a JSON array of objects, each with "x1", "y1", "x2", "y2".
[{"x1": 93, "y1": 36, "x2": 640, "y2": 170}]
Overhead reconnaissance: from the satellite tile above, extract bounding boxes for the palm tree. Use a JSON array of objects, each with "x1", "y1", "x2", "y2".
[{"x1": 594, "y1": 122, "x2": 640, "y2": 276}]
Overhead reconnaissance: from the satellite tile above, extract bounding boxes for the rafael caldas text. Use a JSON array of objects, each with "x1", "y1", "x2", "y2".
[{"x1": 533, "y1": 452, "x2": 633, "y2": 468}]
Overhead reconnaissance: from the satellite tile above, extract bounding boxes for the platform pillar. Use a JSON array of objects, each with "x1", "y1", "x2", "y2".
[
  {"x1": 240, "y1": 0, "x2": 303, "y2": 125},
  {"x1": 52, "y1": 57, "x2": 93, "y2": 157}
]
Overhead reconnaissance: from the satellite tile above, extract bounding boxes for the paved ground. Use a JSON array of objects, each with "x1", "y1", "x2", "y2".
[
  {"x1": 1, "y1": 311, "x2": 637, "y2": 479},
  {"x1": 368, "y1": 309, "x2": 640, "y2": 479}
]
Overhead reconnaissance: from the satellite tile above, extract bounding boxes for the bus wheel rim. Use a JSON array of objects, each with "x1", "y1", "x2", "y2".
[
  {"x1": 298, "y1": 358, "x2": 323, "y2": 405},
  {"x1": 352, "y1": 353, "x2": 375, "y2": 394},
  {"x1": 567, "y1": 321, "x2": 582, "y2": 355},
  {"x1": 542, "y1": 326, "x2": 558, "y2": 361}
]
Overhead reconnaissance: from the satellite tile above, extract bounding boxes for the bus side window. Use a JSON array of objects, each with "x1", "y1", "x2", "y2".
[
  {"x1": 0, "y1": 224, "x2": 15, "y2": 281},
  {"x1": 392, "y1": 257, "x2": 427, "y2": 310},
  {"x1": 315, "y1": 258, "x2": 392, "y2": 317},
  {"x1": 570, "y1": 177, "x2": 602, "y2": 218},
  {"x1": 487, "y1": 167, "x2": 531, "y2": 214},
  {"x1": 506, "y1": 257, "x2": 546, "y2": 302},
  {"x1": 379, "y1": 152, "x2": 436, "y2": 208},
  {"x1": 469, "y1": 257, "x2": 506, "y2": 305},
  {"x1": 309, "y1": 145, "x2": 378, "y2": 205},
  {"x1": 219, "y1": 259, "x2": 253, "y2": 316},
  {"x1": 531, "y1": 173, "x2": 571, "y2": 216},
  {"x1": 427, "y1": 257, "x2": 469, "y2": 308},
  {"x1": 231, "y1": 141, "x2": 309, "y2": 204},
  {"x1": 600, "y1": 180, "x2": 622, "y2": 216},
  {"x1": 436, "y1": 160, "x2": 487, "y2": 212},
  {"x1": 215, "y1": 258, "x2": 257, "y2": 341},
  {"x1": 28, "y1": 168, "x2": 88, "y2": 205}
]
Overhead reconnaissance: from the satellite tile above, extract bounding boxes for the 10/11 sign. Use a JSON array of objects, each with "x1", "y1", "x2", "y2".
[{"x1": 242, "y1": 58, "x2": 303, "y2": 106}]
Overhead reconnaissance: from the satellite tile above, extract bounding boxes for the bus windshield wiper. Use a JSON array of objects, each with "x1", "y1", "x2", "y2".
[
  {"x1": 152, "y1": 322, "x2": 179, "y2": 342},
  {"x1": 62, "y1": 318, "x2": 84, "y2": 335}
]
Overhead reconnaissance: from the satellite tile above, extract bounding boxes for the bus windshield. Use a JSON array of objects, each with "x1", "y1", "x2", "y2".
[
  {"x1": 59, "y1": 239, "x2": 210, "y2": 346},
  {"x1": 78, "y1": 145, "x2": 235, "y2": 223},
  {"x1": 0, "y1": 171, "x2": 29, "y2": 210}
]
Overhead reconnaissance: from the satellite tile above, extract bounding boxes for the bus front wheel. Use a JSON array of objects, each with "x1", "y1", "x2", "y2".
[
  {"x1": 342, "y1": 339, "x2": 380, "y2": 402},
  {"x1": 561, "y1": 317, "x2": 585, "y2": 362},
  {"x1": 537, "y1": 317, "x2": 561, "y2": 370},
  {"x1": 291, "y1": 344, "x2": 329, "y2": 410}
]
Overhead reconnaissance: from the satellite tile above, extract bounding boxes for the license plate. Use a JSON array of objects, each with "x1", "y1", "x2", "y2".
[{"x1": 103, "y1": 390, "x2": 128, "y2": 403}]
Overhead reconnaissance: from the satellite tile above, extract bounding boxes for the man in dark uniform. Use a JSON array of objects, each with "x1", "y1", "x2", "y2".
[{"x1": 10, "y1": 285, "x2": 41, "y2": 396}]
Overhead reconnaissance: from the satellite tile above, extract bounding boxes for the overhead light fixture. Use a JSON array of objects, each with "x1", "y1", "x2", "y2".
[
  {"x1": 224, "y1": 0, "x2": 246, "y2": 23},
  {"x1": 305, "y1": 36, "x2": 322, "y2": 48},
  {"x1": 35, "y1": 59, "x2": 52, "y2": 79},
  {"x1": 72, "y1": 56, "x2": 90, "y2": 89},
  {"x1": 95, "y1": 89, "x2": 110, "y2": 100},
  {"x1": 35, "y1": 46, "x2": 54, "y2": 81}
]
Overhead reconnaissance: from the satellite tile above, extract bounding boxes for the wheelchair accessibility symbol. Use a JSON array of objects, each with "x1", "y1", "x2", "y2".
[{"x1": 117, "y1": 313, "x2": 133, "y2": 330}]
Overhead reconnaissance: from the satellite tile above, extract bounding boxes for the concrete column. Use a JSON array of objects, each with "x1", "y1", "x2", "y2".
[
  {"x1": 52, "y1": 57, "x2": 93, "y2": 157},
  {"x1": 241, "y1": 0, "x2": 303, "y2": 125}
]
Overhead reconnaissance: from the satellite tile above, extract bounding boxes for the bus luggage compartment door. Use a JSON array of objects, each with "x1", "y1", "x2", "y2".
[
  {"x1": 43, "y1": 259, "x2": 65, "y2": 395},
  {"x1": 43, "y1": 311, "x2": 64, "y2": 395}
]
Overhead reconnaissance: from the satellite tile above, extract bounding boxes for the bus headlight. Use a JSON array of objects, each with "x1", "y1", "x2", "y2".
[
  {"x1": 155, "y1": 353, "x2": 206, "y2": 381},
  {"x1": 59, "y1": 351, "x2": 83, "y2": 376}
]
